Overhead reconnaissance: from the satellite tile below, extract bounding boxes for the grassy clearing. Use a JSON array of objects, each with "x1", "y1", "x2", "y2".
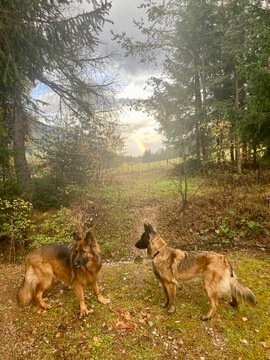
[
  {"x1": 113, "y1": 158, "x2": 180, "y2": 175},
  {"x1": 93, "y1": 164, "x2": 270, "y2": 265},
  {"x1": 104, "y1": 170, "x2": 201, "y2": 203},
  {"x1": 1, "y1": 254, "x2": 269, "y2": 360},
  {"x1": 97, "y1": 169, "x2": 203, "y2": 260}
]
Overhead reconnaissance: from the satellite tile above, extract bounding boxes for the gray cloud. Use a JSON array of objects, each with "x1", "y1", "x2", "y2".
[{"x1": 101, "y1": 0, "x2": 163, "y2": 78}]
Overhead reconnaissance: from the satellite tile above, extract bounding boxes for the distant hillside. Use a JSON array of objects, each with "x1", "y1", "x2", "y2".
[{"x1": 27, "y1": 120, "x2": 57, "y2": 156}]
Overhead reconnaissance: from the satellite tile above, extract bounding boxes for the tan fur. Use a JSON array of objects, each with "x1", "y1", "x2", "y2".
[
  {"x1": 17, "y1": 231, "x2": 110, "y2": 316},
  {"x1": 144, "y1": 231, "x2": 256, "y2": 320}
]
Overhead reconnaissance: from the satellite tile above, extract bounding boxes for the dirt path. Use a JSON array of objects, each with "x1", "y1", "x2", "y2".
[{"x1": 0, "y1": 265, "x2": 29, "y2": 360}]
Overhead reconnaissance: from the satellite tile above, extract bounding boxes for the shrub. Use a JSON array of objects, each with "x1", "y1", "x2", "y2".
[
  {"x1": 29, "y1": 207, "x2": 80, "y2": 248},
  {"x1": 0, "y1": 178, "x2": 21, "y2": 200},
  {"x1": 0, "y1": 198, "x2": 32, "y2": 260},
  {"x1": 31, "y1": 175, "x2": 80, "y2": 210}
]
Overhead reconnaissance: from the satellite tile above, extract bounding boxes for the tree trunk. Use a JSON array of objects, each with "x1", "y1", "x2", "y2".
[
  {"x1": 235, "y1": 136, "x2": 241, "y2": 174},
  {"x1": 12, "y1": 102, "x2": 31, "y2": 187},
  {"x1": 195, "y1": 120, "x2": 201, "y2": 166},
  {"x1": 252, "y1": 144, "x2": 257, "y2": 167},
  {"x1": 200, "y1": 55, "x2": 208, "y2": 164},
  {"x1": 242, "y1": 141, "x2": 248, "y2": 165},
  {"x1": 235, "y1": 75, "x2": 242, "y2": 174},
  {"x1": 0, "y1": 105, "x2": 11, "y2": 181},
  {"x1": 230, "y1": 141, "x2": 235, "y2": 162},
  {"x1": 194, "y1": 70, "x2": 202, "y2": 167}
]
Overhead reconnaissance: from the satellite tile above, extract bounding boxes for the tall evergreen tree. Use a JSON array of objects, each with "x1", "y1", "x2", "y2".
[
  {"x1": 116, "y1": 0, "x2": 270, "y2": 170},
  {"x1": 0, "y1": 0, "x2": 113, "y2": 188}
]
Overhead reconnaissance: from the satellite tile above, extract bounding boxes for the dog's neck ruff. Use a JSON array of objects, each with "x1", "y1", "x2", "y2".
[{"x1": 149, "y1": 236, "x2": 167, "y2": 259}]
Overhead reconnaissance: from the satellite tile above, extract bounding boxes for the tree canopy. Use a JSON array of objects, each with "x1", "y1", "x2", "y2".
[
  {"x1": 115, "y1": 0, "x2": 270, "y2": 172},
  {"x1": 0, "y1": 0, "x2": 120, "y2": 187}
]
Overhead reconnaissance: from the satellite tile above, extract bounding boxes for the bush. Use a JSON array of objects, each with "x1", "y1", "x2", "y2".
[
  {"x1": 0, "y1": 178, "x2": 21, "y2": 200},
  {"x1": 31, "y1": 175, "x2": 80, "y2": 210},
  {"x1": 173, "y1": 158, "x2": 202, "y2": 176},
  {"x1": 0, "y1": 198, "x2": 32, "y2": 260},
  {"x1": 29, "y1": 207, "x2": 80, "y2": 248}
]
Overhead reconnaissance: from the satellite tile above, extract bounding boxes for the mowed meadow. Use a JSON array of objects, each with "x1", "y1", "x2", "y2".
[{"x1": 1, "y1": 162, "x2": 270, "y2": 360}]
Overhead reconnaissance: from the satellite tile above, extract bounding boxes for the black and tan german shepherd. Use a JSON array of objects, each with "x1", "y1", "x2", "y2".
[
  {"x1": 135, "y1": 223, "x2": 256, "y2": 320},
  {"x1": 17, "y1": 231, "x2": 110, "y2": 316}
]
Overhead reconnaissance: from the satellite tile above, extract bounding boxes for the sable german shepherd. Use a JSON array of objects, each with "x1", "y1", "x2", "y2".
[
  {"x1": 17, "y1": 231, "x2": 110, "y2": 316},
  {"x1": 135, "y1": 224, "x2": 256, "y2": 320}
]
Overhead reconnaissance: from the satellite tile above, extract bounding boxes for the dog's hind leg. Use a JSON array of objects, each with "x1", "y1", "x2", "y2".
[
  {"x1": 91, "y1": 281, "x2": 110, "y2": 304},
  {"x1": 33, "y1": 264, "x2": 54, "y2": 309},
  {"x1": 34, "y1": 271, "x2": 53, "y2": 310},
  {"x1": 163, "y1": 281, "x2": 176, "y2": 314},
  {"x1": 162, "y1": 283, "x2": 169, "y2": 308},
  {"x1": 202, "y1": 273, "x2": 219, "y2": 320},
  {"x1": 202, "y1": 289, "x2": 218, "y2": 320}
]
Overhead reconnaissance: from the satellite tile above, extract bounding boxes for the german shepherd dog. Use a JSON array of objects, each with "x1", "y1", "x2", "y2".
[
  {"x1": 17, "y1": 231, "x2": 110, "y2": 316},
  {"x1": 135, "y1": 224, "x2": 256, "y2": 320}
]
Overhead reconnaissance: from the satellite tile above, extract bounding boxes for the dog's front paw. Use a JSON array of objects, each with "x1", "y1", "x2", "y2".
[
  {"x1": 167, "y1": 305, "x2": 176, "y2": 315},
  {"x1": 80, "y1": 307, "x2": 90, "y2": 317},
  {"x1": 201, "y1": 315, "x2": 210, "y2": 321},
  {"x1": 39, "y1": 303, "x2": 51, "y2": 310},
  {"x1": 98, "y1": 296, "x2": 110, "y2": 305}
]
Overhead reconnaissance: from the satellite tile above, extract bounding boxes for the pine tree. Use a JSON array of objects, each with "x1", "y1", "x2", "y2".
[
  {"x1": 0, "y1": 0, "x2": 113, "y2": 188},
  {"x1": 115, "y1": 0, "x2": 270, "y2": 170}
]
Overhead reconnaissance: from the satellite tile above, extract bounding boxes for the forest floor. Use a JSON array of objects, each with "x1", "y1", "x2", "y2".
[{"x1": 0, "y1": 167, "x2": 270, "y2": 359}]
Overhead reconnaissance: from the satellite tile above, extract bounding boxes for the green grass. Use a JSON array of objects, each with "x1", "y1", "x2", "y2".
[
  {"x1": 104, "y1": 170, "x2": 202, "y2": 203},
  {"x1": 4, "y1": 254, "x2": 269, "y2": 360},
  {"x1": 113, "y1": 158, "x2": 180, "y2": 175}
]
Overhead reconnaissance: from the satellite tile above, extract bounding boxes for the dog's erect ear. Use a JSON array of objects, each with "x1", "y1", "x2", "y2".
[
  {"x1": 84, "y1": 230, "x2": 94, "y2": 244},
  {"x1": 72, "y1": 232, "x2": 81, "y2": 242},
  {"x1": 144, "y1": 223, "x2": 150, "y2": 233},
  {"x1": 148, "y1": 223, "x2": 155, "y2": 233},
  {"x1": 144, "y1": 223, "x2": 155, "y2": 234},
  {"x1": 85, "y1": 230, "x2": 99, "y2": 253}
]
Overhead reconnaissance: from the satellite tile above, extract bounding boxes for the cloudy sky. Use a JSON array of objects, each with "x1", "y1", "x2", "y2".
[
  {"x1": 33, "y1": 0, "x2": 164, "y2": 156},
  {"x1": 101, "y1": 1, "x2": 164, "y2": 156}
]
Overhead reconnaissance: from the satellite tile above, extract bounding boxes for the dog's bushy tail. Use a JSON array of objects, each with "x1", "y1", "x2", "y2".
[
  {"x1": 230, "y1": 276, "x2": 256, "y2": 305},
  {"x1": 17, "y1": 266, "x2": 37, "y2": 306}
]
